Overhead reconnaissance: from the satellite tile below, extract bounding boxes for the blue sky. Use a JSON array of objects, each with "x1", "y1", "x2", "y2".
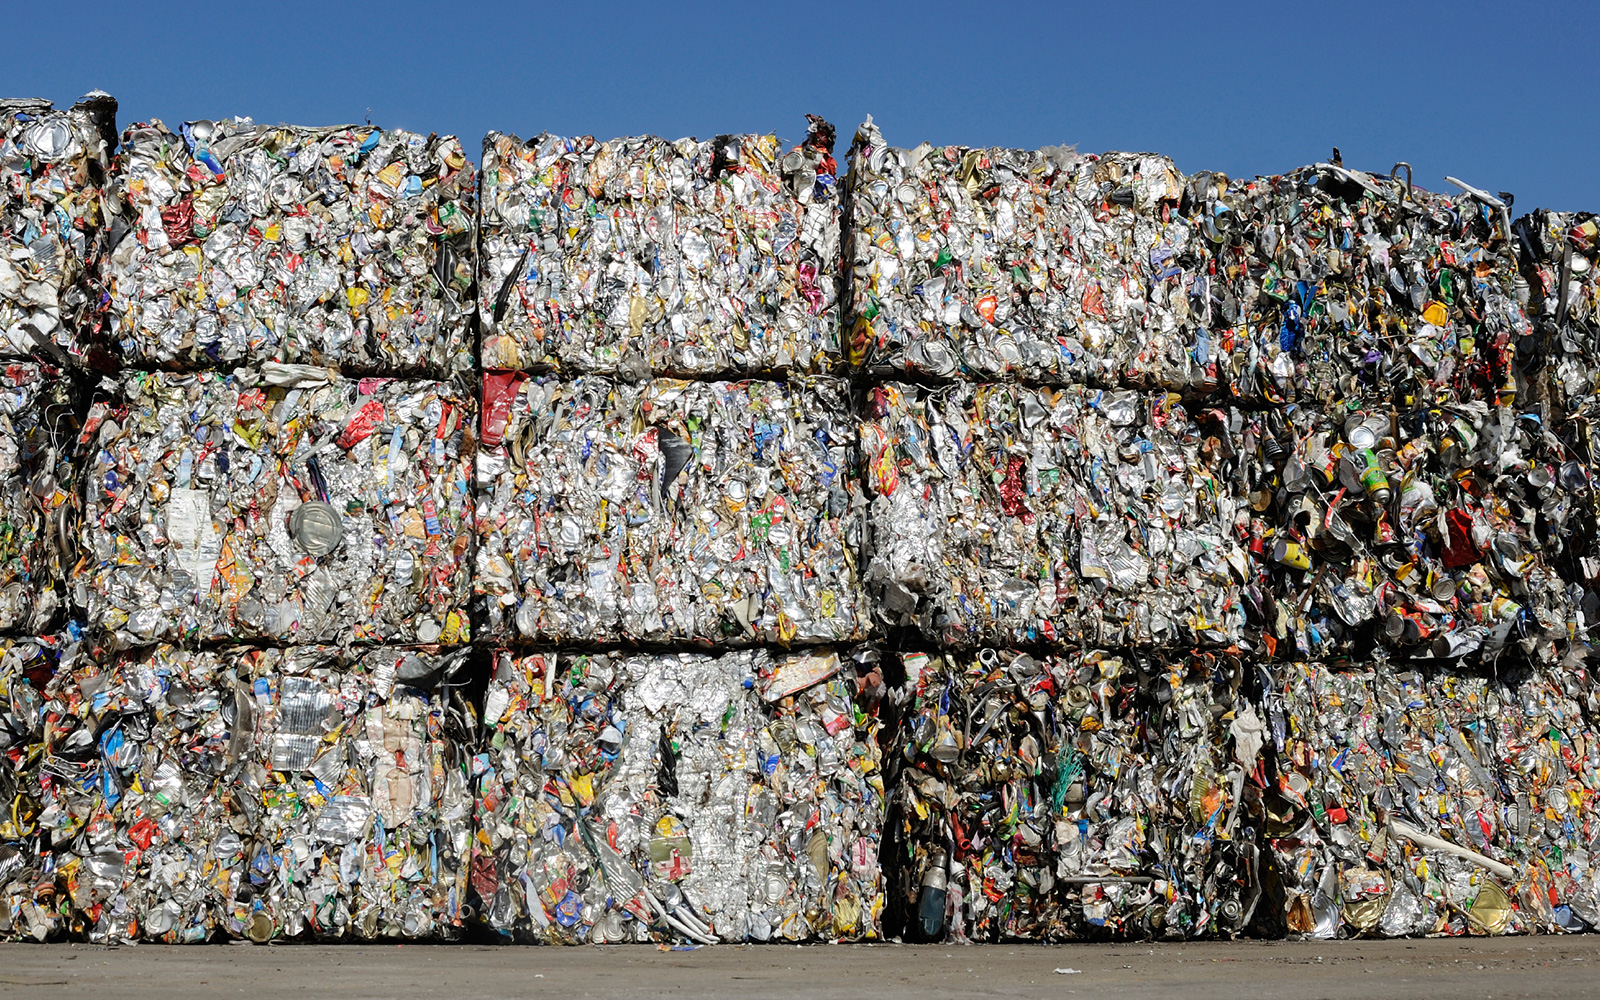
[{"x1": 4, "y1": 1, "x2": 1595, "y2": 211}]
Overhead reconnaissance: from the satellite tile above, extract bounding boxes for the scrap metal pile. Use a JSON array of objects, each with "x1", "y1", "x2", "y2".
[
  {"x1": 472, "y1": 373, "x2": 863, "y2": 645},
  {"x1": 477, "y1": 117, "x2": 841, "y2": 376},
  {"x1": 104, "y1": 119, "x2": 477, "y2": 375},
  {"x1": 468, "y1": 647, "x2": 885, "y2": 943},
  {"x1": 849, "y1": 118, "x2": 1594, "y2": 943},
  {"x1": 77, "y1": 367, "x2": 475, "y2": 646},
  {"x1": 3, "y1": 93, "x2": 1600, "y2": 943}
]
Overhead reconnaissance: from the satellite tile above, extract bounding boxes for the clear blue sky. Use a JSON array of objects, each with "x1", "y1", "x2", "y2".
[{"x1": 4, "y1": 0, "x2": 1596, "y2": 211}]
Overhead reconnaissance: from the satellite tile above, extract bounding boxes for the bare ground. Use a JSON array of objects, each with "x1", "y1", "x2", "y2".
[{"x1": 2, "y1": 937, "x2": 1596, "y2": 999}]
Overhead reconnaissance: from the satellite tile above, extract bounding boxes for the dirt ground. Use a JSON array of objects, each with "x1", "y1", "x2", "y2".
[{"x1": 1, "y1": 937, "x2": 1596, "y2": 999}]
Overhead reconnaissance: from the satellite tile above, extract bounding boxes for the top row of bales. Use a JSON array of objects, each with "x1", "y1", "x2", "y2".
[
  {"x1": 9, "y1": 99, "x2": 1582, "y2": 394},
  {"x1": 4, "y1": 97, "x2": 837, "y2": 378}
]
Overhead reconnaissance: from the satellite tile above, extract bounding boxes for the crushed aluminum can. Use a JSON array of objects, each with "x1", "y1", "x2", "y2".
[
  {"x1": 19, "y1": 108, "x2": 1600, "y2": 950},
  {"x1": 78, "y1": 366, "x2": 474, "y2": 645},
  {"x1": 104, "y1": 118, "x2": 476, "y2": 375},
  {"x1": 37, "y1": 641, "x2": 242, "y2": 944},
  {"x1": 1263, "y1": 657, "x2": 1600, "y2": 937},
  {"x1": 224, "y1": 644, "x2": 474, "y2": 941},
  {"x1": 478, "y1": 116, "x2": 841, "y2": 377}
]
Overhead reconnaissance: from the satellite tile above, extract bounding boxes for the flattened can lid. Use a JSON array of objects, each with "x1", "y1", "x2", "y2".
[
  {"x1": 1431, "y1": 575, "x2": 1458, "y2": 602},
  {"x1": 1345, "y1": 414, "x2": 1377, "y2": 450},
  {"x1": 289, "y1": 501, "x2": 344, "y2": 556}
]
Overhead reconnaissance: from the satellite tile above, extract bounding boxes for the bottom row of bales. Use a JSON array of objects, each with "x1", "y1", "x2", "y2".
[
  {"x1": 1, "y1": 640, "x2": 475, "y2": 943},
  {"x1": 0, "y1": 641, "x2": 887, "y2": 944},
  {"x1": 3, "y1": 638, "x2": 1598, "y2": 943},
  {"x1": 894, "y1": 650, "x2": 1600, "y2": 941}
]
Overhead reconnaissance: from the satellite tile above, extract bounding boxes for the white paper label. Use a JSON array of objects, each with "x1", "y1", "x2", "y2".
[{"x1": 168, "y1": 487, "x2": 220, "y2": 596}]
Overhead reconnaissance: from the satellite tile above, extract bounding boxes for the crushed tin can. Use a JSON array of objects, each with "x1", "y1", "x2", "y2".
[
  {"x1": 1241, "y1": 392, "x2": 1574, "y2": 665},
  {"x1": 0, "y1": 636, "x2": 68, "y2": 942},
  {"x1": 1520, "y1": 208, "x2": 1599, "y2": 406},
  {"x1": 889, "y1": 648, "x2": 1263, "y2": 942},
  {"x1": 1174, "y1": 164, "x2": 1529, "y2": 410},
  {"x1": 0, "y1": 362, "x2": 82, "y2": 633}
]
